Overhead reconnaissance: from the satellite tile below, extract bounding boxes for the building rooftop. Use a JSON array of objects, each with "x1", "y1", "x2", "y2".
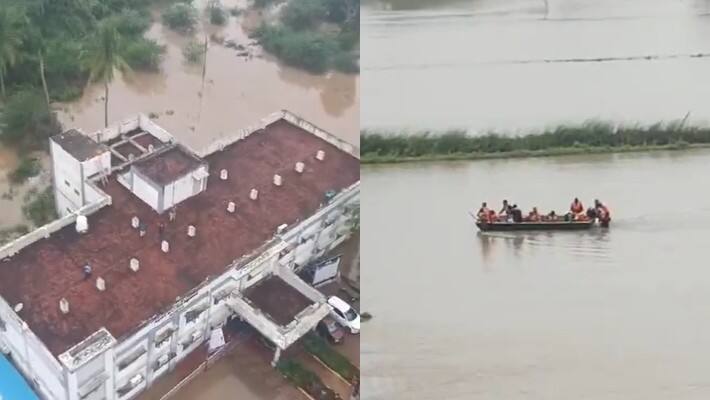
[
  {"x1": 244, "y1": 275, "x2": 314, "y2": 326},
  {"x1": 52, "y1": 129, "x2": 106, "y2": 161},
  {"x1": 132, "y1": 147, "x2": 204, "y2": 185},
  {"x1": 0, "y1": 119, "x2": 359, "y2": 356}
]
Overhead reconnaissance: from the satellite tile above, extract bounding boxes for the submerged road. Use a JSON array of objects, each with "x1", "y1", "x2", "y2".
[{"x1": 362, "y1": 149, "x2": 710, "y2": 399}]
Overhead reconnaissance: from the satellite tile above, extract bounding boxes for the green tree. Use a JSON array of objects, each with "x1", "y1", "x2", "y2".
[
  {"x1": 83, "y1": 19, "x2": 130, "y2": 127},
  {"x1": 0, "y1": 6, "x2": 25, "y2": 98}
]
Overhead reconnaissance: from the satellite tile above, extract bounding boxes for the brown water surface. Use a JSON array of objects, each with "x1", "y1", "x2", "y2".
[
  {"x1": 362, "y1": 150, "x2": 710, "y2": 399},
  {"x1": 58, "y1": 0, "x2": 359, "y2": 150}
]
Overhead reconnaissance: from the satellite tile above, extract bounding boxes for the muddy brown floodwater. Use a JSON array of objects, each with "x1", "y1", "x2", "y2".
[
  {"x1": 57, "y1": 0, "x2": 359, "y2": 151},
  {"x1": 363, "y1": 150, "x2": 710, "y2": 399},
  {"x1": 363, "y1": 0, "x2": 710, "y2": 133}
]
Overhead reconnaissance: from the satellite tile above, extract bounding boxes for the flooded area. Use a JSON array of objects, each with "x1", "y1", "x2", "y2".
[
  {"x1": 362, "y1": 0, "x2": 710, "y2": 133},
  {"x1": 58, "y1": 0, "x2": 359, "y2": 150},
  {"x1": 0, "y1": 149, "x2": 51, "y2": 230},
  {"x1": 363, "y1": 150, "x2": 710, "y2": 399},
  {"x1": 362, "y1": 0, "x2": 710, "y2": 398}
]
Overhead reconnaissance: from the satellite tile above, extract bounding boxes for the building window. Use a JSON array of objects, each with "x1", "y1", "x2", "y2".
[
  {"x1": 74, "y1": 189, "x2": 80, "y2": 196},
  {"x1": 65, "y1": 180, "x2": 71, "y2": 187},
  {"x1": 117, "y1": 346, "x2": 146, "y2": 371}
]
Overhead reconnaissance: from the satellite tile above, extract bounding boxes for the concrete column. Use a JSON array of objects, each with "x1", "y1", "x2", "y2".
[{"x1": 271, "y1": 348, "x2": 281, "y2": 367}]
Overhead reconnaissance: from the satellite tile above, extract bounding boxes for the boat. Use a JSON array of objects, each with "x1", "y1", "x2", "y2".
[{"x1": 475, "y1": 219, "x2": 596, "y2": 232}]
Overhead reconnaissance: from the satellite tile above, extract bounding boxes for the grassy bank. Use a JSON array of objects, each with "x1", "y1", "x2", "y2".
[
  {"x1": 361, "y1": 121, "x2": 710, "y2": 164},
  {"x1": 303, "y1": 334, "x2": 359, "y2": 382},
  {"x1": 276, "y1": 358, "x2": 340, "y2": 400}
]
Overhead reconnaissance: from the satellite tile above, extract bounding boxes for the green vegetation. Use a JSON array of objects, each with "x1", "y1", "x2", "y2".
[
  {"x1": 275, "y1": 358, "x2": 339, "y2": 400},
  {"x1": 22, "y1": 187, "x2": 57, "y2": 227},
  {"x1": 361, "y1": 121, "x2": 710, "y2": 164},
  {"x1": 8, "y1": 156, "x2": 40, "y2": 184},
  {"x1": 182, "y1": 40, "x2": 206, "y2": 64},
  {"x1": 162, "y1": 2, "x2": 197, "y2": 33},
  {"x1": 83, "y1": 19, "x2": 131, "y2": 128},
  {"x1": 0, "y1": 0, "x2": 168, "y2": 149},
  {"x1": 123, "y1": 38, "x2": 165, "y2": 71},
  {"x1": 0, "y1": 88, "x2": 61, "y2": 149},
  {"x1": 0, "y1": 224, "x2": 29, "y2": 244},
  {"x1": 253, "y1": 0, "x2": 359, "y2": 74},
  {"x1": 207, "y1": 0, "x2": 227, "y2": 25},
  {"x1": 303, "y1": 334, "x2": 359, "y2": 382}
]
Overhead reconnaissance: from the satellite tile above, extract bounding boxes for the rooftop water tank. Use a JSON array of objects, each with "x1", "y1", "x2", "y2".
[{"x1": 76, "y1": 215, "x2": 89, "y2": 234}]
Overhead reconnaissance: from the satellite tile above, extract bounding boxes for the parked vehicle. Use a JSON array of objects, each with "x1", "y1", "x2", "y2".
[
  {"x1": 327, "y1": 296, "x2": 360, "y2": 334},
  {"x1": 316, "y1": 317, "x2": 345, "y2": 344}
]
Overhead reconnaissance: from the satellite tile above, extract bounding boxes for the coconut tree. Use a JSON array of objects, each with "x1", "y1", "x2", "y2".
[
  {"x1": 0, "y1": 6, "x2": 24, "y2": 98},
  {"x1": 83, "y1": 19, "x2": 130, "y2": 127}
]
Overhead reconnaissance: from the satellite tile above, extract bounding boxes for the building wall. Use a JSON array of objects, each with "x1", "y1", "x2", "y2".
[
  {"x1": 0, "y1": 297, "x2": 66, "y2": 400},
  {"x1": 51, "y1": 140, "x2": 84, "y2": 217},
  {"x1": 163, "y1": 166, "x2": 207, "y2": 211},
  {"x1": 131, "y1": 173, "x2": 160, "y2": 212}
]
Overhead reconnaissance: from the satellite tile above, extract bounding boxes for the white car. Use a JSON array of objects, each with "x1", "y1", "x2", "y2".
[{"x1": 327, "y1": 296, "x2": 360, "y2": 334}]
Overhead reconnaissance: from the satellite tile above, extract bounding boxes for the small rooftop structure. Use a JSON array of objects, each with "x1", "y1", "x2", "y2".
[
  {"x1": 51, "y1": 129, "x2": 106, "y2": 162},
  {"x1": 132, "y1": 147, "x2": 204, "y2": 186}
]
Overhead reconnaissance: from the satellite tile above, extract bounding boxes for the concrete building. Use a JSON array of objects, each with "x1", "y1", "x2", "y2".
[{"x1": 0, "y1": 111, "x2": 360, "y2": 400}]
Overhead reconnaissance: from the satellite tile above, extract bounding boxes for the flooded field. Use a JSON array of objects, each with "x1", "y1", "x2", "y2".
[
  {"x1": 58, "y1": 0, "x2": 359, "y2": 150},
  {"x1": 362, "y1": 150, "x2": 710, "y2": 399},
  {"x1": 362, "y1": 0, "x2": 710, "y2": 133}
]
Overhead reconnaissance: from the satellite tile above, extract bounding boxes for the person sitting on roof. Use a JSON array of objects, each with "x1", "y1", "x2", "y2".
[{"x1": 527, "y1": 207, "x2": 540, "y2": 222}]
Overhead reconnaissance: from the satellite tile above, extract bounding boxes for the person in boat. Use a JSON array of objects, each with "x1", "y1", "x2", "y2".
[
  {"x1": 570, "y1": 197, "x2": 584, "y2": 217},
  {"x1": 496, "y1": 200, "x2": 512, "y2": 221},
  {"x1": 511, "y1": 204, "x2": 523, "y2": 223},
  {"x1": 594, "y1": 199, "x2": 611, "y2": 225},
  {"x1": 545, "y1": 210, "x2": 558, "y2": 221},
  {"x1": 477, "y1": 202, "x2": 490, "y2": 220},
  {"x1": 527, "y1": 207, "x2": 541, "y2": 222}
]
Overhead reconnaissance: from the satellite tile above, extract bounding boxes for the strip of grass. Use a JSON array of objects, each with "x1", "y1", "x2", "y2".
[
  {"x1": 361, "y1": 121, "x2": 710, "y2": 164},
  {"x1": 276, "y1": 358, "x2": 339, "y2": 400},
  {"x1": 303, "y1": 333, "x2": 359, "y2": 382}
]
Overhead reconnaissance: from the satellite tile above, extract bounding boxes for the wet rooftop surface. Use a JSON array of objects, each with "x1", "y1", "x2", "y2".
[
  {"x1": 133, "y1": 147, "x2": 204, "y2": 185},
  {"x1": 0, "y1": 119, "x2": 359, "y2": 356},
  {"x1": 52, "y1": 129, "x2": 106, "y2": 161},
  {"x1": 244, "y1": 276, "x2": 314, "y2": 326}
]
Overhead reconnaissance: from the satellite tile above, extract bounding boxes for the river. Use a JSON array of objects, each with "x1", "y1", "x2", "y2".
[
  {"x1": 362, "y1": 0, "x2": 710, "y2": 399},
  {"x1": 363, "y1": 150, "x2": 710, "y2": 399},
  {"x1": 362, "y1": 0, "x2": 710, "y2": 133}
]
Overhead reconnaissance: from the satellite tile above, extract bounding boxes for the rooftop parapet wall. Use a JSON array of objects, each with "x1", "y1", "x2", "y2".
[
  {"x1": 58, "y1": 328, "x2": 116, "y2": 371},
  {"x1": 197, "y1": 110, "x2": 360, "y2": 160},
  {"x1": 89, "y1": 114, "x2": 175, "y2": 144},
  {"x1": 0, "y1": 190, "x2": 112, "y2": 260}
]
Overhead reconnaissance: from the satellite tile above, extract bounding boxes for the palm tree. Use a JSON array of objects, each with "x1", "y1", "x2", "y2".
[
  {"x1": 0, "y1": 6, "x2": 24, "y2": 98},
  {"x1": 83, "y1": 19, "x2": 130, "y2": 127}
]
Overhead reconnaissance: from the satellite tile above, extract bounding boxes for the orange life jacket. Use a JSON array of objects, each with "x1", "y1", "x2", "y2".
[{"x1": 571, "y1": 201, "x2": 584, "y2": 214}]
